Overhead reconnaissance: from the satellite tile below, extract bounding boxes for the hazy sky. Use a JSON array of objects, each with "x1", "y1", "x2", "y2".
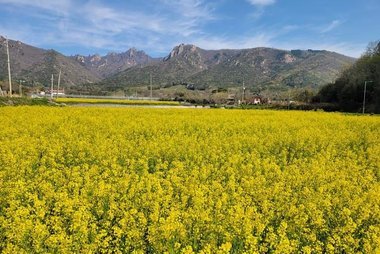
[{"x1": 0, "y1": 0, "x2": 379, "y2": 57}]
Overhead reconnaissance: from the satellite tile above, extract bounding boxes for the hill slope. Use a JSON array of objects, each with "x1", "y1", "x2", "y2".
[
  {"x1": 102, "y1": 44, "x2": 355, "y2": 90},
  {"x1": 0, "y1": 36, "x2": 100, "y2": 86}
]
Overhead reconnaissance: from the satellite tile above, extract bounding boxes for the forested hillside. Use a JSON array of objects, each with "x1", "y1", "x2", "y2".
[{"x1": 315, "y1": 41, "x2": 380, "y2": 113}]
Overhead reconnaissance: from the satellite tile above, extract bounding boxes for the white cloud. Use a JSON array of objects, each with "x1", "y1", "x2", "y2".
[
  {"x1": 191, "y1": 28, "x2": 365, "y2": 58},
  {"x1": 310, "y1": 42, "x2": 364, "y2": 57},
  {"x1": 155, "y1": 0, "x2": 215, "y2": 36},
  {"x1": 0, "y1": 0, "x2": 365, "y2": 59},
  {"x1": 190, "y1": 33, "x2": 275, "y2": 50},
  {"x1": 81, "y1": 2, "x2": 160, "y2": 34},
  {"x1": 0, "y1": 0, "x2": 71, "y2": 14},
  {"x1": 250, "y1": 8, "x2": 265, "y2": 20},
  {"x1": 159, "y1": 0, "x2": 214, "y2": 19},
  {"x1": 247, "y1": 0, "x2": 276, "y2": 6},
  {"x1": 0, "y1": 0, "x2": 216, "y2": 54},
  {"x1": 0, "y1": 27, "x2": 29, "y2": 42},
  {"x1": 320, "y1": 20, "x2": 343, "y2": 33},
  {"x1": 246, "y1": 0, "x2": 276, "y2": 20},
  {"x1": 72, "y1": 0, "x2": 215, "y2": 40},
  {"x1": 274, "y1": 41, "x2": 365, "y2": 58}
]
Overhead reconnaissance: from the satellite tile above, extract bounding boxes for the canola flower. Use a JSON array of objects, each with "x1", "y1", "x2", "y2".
[
  {"x1": 0, "y1": 107, "x2": 379, "y2": 253},
  {"x1": 55, "y1": 97, "x2": 180, "y2": 106}
]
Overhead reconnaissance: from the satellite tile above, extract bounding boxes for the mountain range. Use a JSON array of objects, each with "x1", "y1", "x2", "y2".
[
  {"x1": 0, "y1": 36, "x2": 356, "y2": 93},
  {"x1": 102, "y1": 44, "x2": 355, "y2": 91},
  {"x1": 71, "y1": 48, "x2": 157, "y2": 78}
]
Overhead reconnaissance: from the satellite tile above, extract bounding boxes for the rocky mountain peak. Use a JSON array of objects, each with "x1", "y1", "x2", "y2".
[
  {"x1": 283, "y1": 53, "x2": 296, "y2": 63},
  {"x1": 69, "y1": 47, "x2": 155, "y2": 78},
  {"x1": 74, "y1": 55, "x2": 85, "y2": 63},
  {"x1": 127, "y1": 49, "x2": 135, "y2": 57},
  {"x1": 164, "y1": 43, "x2": 199, "y2": 61},
  {"x1": 90, "y1": 54, "x2": 102, "y2": 62}
]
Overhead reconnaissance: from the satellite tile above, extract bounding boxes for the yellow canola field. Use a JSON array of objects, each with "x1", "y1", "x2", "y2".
[
  {"x1": 55, "y1": 97, "x2": 180, "y2": 106},
  {"x1": 0, "y1": 107, "x2": 379, "y2": 253}
]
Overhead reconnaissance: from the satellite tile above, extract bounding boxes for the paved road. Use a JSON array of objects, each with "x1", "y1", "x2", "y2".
[{"x1": 69, "y1": 103, "x2": 211, "y2": 109}]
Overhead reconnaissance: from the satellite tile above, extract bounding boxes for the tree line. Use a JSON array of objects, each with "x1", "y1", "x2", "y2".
[{"x1": 314, "y1": 41, "x2": 380, "y2": 113}]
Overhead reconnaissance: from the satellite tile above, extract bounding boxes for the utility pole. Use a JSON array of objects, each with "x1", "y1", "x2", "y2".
[
  {"x1": 50, "y1": 74, "x2": 54, "y2": 99},
  {"x1": 363, "y1": 81, "x2": 373, "y2": 114},
  {"x1": 242, "y1": 81, "x2": 246, "y2": 103},
  {"x1": 57, "y1": 69, "x2": 61, "y2": 98},
  {"x1": 150, "y1": 72, "x2": 153, "y2": 100},
  {"x1": 6, "y1": 38, "x2": 12, "y2": 97},
  {"x1": 19, "y1": 80, "x2": 22, "y2": 96}
]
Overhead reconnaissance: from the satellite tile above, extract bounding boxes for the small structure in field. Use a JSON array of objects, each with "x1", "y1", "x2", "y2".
[
  {"x1": 226, "y1": 94, "x2": 236, "y2": 105},
  {"x1": 246, "y1": 95, "x2": 263, "y2": 105},
  {"x1": 49, "y1": 89, "x2": 65, "y2": 96}
]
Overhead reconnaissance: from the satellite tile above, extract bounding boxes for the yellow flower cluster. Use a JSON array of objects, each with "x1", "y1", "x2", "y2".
[
  {"x1": 0, "y1": 107, "x2": 379, "y2": 253},
  {"x1": 55, "y1": 97, "x2": 180, "y2": 106}
]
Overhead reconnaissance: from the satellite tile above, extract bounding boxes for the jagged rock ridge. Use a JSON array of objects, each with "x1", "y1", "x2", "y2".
[
  {"x1": 102, "y1": 44, "x2": 355, "y2": 90},
  {"x1": 72, "y1": 48, "x2": 157, "y2": 78}
]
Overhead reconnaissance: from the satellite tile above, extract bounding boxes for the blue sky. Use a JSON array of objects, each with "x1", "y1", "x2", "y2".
[{"x1": 0, "y1": 0, "x2": 379, "y2": 57}]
